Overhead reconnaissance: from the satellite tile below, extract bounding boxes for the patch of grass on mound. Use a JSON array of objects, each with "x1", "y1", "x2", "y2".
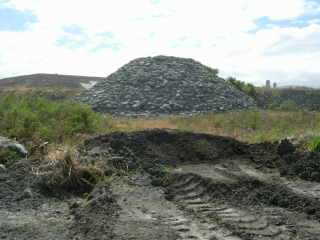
[
  {"x1": 309, "y1": 136, "x2": 320, "y2": 152},
  {"x1": 0, "y1": 94, "x2": 109, "y2": 144}
]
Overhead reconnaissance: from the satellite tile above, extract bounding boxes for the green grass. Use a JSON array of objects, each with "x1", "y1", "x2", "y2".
[
  {"x1": 0, "y1": 94, "x2": 109, "y2": 144},
  {"x1": 1, "y1": 94, "x2": 319, "y2": 148},
  {"x1": 309, "y1": 136, "x2": 320, "y2": 152}
]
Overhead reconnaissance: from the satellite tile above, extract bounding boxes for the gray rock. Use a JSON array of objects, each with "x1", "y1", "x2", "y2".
[
  {"x1": 76, "y1": 55, "x2": 256, "y2": 116},
  {"x1": 17, "y1": 187, "x2": 33, "y2": 200},
  {"x1": 0, "y1": 136, "x2": 28, "y2": 157},
  {"x1": 0, "y1": 164, "x2": 6, "y2": 172}
]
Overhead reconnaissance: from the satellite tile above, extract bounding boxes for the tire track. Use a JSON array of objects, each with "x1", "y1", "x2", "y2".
[{"x1": 165, "y1": 171, "x2": 320, "y2": 239}]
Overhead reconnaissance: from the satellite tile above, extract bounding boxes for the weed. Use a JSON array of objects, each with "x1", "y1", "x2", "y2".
[{"x1": 309, "y1": 137, "x2": 320, "y2": 152}]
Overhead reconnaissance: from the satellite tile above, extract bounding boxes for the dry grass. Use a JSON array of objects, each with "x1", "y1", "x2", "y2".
[
  {"x1": 109, "y1": 110, "x2": 320, "y2": 143},
  {"x1": 35, "y1": 145, "x2": 104, "y2": 194}
]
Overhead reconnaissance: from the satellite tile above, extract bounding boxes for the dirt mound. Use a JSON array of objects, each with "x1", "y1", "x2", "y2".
[
  {"x1": 80, "y1": 129, "x2": 247, "y2": 168},
  {"x1": 77, "y1": 56, "x2": 256, "y2": 115},
  {"x1": 80, "y1": 129, "x2": 320, "y2": 182},
  {"x1": 280, "y1": 151, "x2": 320, "y2": 181}
]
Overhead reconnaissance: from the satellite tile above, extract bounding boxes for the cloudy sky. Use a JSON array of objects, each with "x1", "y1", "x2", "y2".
[{"x1": 0, "y1": 0, "x2": 320, "y2": 87}]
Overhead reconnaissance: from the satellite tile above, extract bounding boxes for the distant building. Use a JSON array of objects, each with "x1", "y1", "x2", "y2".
[
  {"x1": 273, "y1": 82, "x2": 277, "y2": 88},
  {"x1": 266, "y1": 80, "x2": 271, "y2": 88}
]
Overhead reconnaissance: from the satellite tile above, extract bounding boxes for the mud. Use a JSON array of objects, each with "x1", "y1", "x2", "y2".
[{"x1": 2, "y1": 129, "x2": 320, "y2": 240}]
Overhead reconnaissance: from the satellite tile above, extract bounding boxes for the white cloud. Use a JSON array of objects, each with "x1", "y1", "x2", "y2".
[{"x1": 0, "y1": 0, "x2": 320, "y2": 87}]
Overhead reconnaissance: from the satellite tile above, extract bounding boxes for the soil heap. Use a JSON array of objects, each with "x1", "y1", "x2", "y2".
[{"x1": 77, "y1": 56, "x2": 256, "y2": 115}]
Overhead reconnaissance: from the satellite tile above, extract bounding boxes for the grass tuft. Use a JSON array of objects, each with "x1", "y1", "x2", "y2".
[{"x1": 36, "y1": 146, "x2": 104, "y2": 195}]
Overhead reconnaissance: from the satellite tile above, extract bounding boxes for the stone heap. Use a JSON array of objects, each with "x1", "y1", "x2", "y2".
[{"x1": 77, "y1": 56, "x2": 256, "y2": 115}]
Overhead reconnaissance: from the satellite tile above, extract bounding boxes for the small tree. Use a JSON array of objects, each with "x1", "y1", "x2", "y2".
[{"x1": 226, "y1": 77, "x2": 257, "y2": 99}]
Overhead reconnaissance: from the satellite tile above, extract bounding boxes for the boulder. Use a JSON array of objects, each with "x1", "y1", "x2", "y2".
[{"x1": 0, "y1": 136, "x2": 28, "y2": 157}]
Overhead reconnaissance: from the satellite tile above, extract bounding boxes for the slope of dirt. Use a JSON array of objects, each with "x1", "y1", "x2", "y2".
[
  {"x1": 0, "y1": 160, "x2": 72, "y2": 240},
  {"x1": 2, "y1": 129, "x2": 320, "y2": 240},
  {"x1": 80, "y1": 129, "x2": 320, "y2": 239}
]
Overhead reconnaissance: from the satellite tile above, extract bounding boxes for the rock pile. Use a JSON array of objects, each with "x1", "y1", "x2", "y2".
[{"x1": 77, "y1": 56, "x2": 256, "y2": 115}]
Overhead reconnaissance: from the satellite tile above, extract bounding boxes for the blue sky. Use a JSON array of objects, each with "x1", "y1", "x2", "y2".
[
  {"x1": 0, "y1": 0, "x2": 320, "y2": 87},
  {"x1": 0, "y1": 5, "x2": 36, "y2": 31}
]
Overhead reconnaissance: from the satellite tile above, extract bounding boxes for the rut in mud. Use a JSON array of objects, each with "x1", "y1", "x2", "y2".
[{"x1": 2, "y1": 129, "x2": 320, "y2": 240}]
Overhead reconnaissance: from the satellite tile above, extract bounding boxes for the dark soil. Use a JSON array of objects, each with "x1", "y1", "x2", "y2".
[
  {"x1": 69, "y1": 184, "x2": 119, "y2": 240},
  {"x1": 280, "y1": 151, "x2": 320, "y2": 181},
  {"x1": 2, "y1": 129, "x2": 320, "y2": 240},
  {"x1": 82, "y1": 129, "x2": 320, "y2": 182},
  {"x1": 81, "y1": 129, "x2": 247, "y2": 167}
]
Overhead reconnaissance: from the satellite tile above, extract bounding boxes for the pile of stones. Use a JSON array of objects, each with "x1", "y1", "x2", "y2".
[{"x1": 77, "y1": 56, "x2": 256, "y2": 116}]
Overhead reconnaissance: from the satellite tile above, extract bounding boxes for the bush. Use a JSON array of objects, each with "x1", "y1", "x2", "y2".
[
  {"x1": 226, "y1": 77, "x2": 257, "y2": 99},
  {"x1": 0, "y1": 94, "x2": 106, "y2": 143}
]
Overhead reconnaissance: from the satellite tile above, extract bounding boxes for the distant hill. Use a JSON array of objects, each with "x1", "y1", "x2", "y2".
[
  {"x1": 278, "y1": 85, "x2": 316, "y2": 90},
  {"x1": 0, "y1": 73, "x2": 104, "y2": 90},
  {"x1": 0, "y1": 73, "x2": 105, "y2": 100}
]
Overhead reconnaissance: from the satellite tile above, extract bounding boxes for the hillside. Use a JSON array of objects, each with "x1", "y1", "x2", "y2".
[
  {"x1": 0, "y1": 73, "x2": 105, "y2": 100},
  {"x1": 0, "y1": 73, "x2": 104, "y2": 90}
]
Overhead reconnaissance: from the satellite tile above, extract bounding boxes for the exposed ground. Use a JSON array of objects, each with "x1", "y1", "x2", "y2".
[{"x1": 1, "y1": 129, "x2": 320, "y2": 239}]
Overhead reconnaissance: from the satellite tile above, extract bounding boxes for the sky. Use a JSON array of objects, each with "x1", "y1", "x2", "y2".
[{"x1": 0, "y1": 0, "x2": 320, "y2": 87}]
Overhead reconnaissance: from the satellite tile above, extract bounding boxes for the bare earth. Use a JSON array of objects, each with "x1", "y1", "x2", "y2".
[{"x1": 1, "y1": 129, "x2": 320, "y2": 240}]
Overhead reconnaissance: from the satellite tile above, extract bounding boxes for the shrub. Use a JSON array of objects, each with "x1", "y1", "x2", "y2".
[
  {"x1": 227, "y1": 77, "x2": 257, "y2": 100},
  {"x1": 0, "y1": 94, "x2": 106, "y2": 143}
]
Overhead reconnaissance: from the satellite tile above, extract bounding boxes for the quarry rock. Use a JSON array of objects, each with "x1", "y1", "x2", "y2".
[
  {"x1": 0, "y1": 164, "x2": 6, "y2": 172},
  {"x1": 0, "y1": 136, "x2": 28, "y2": 157},
  {"x1": 77, "y1": 56, "x2": 256, "y2": 116}
]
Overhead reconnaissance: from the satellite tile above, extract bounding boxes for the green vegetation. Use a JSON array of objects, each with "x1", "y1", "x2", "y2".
[
  {"x1": 0, "y1": 148, "x2": 21, "y2": 167},
  {"x1": 227, "y1": 77, "x2": 257, "y2": 99},
  {"x1": 309, "y1": 136, "x2": 320, "y2": 152},
  {"x1": 0, "y1": 95, "x2": 107, "y2": 143},
  {"x1": 277, "y1": 100, "x2": 299, "y2": 111},
  {"x1": 1, "y1": 94, "x2": 319, "y2": 150}
]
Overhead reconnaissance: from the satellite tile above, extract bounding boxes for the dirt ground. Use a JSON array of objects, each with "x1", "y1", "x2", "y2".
[{"x1": 1, "y1": 129, "x2": 320, "y2": 239}]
